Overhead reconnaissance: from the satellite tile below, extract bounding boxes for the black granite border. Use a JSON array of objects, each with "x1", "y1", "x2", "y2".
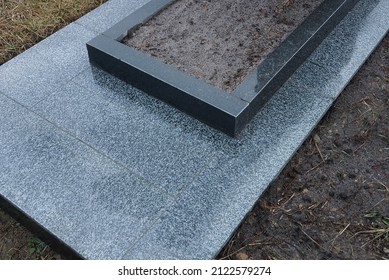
[{"x1": 87, "y1": 0, "x2": 360, "y2": 137}]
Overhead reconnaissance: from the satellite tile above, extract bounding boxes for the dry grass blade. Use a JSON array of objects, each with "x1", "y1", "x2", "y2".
[
  {"x1": 351, "y1": 227, "x2": 389, "y2": 248},
  {"x1": 305, "y1": 161, "x2": 325, "y2": 174},
  {"x1": 315, "y1": 141, "x2": 325, "y2": 161},
  {"x1": 0, "y1": 0, "x2": 107, "y2": 65},
  {"x1": 362, "y1": 229, "x2": 389, "y2": 248},
  {"x1": 374, "y1": 178, "x2": 389, "y2": 193},
  {"x1": 295, "y1": 222, "x2": 327, "y2": 251},
  {"x1": 300, "y1": 228, "x2": 320, "y2": 247},
  {"x1": 353, "y1": 228, "x2": 389, "y2": 236},
  {"x1": 0, "y1": 231, "x2": 9, "y2": 242},
  {"x1": 218, "y1": 244, "x2": 249, "y2": 260},
  {"x1": 1, "y1": 0, "x2": 5, "y2": 16},
  {"x1": 331, "y1": 223, "x2": 350, "y2": 245}
]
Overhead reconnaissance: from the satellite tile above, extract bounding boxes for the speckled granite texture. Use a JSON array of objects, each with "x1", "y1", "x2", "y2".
[{"x1": 0, "y1": 0, "x2": 387, "y2": 259}]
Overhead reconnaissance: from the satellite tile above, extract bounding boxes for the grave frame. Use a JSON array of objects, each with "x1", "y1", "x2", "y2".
[{"x1": 87, "y1": 0, "x2": 359, "y2": 136}]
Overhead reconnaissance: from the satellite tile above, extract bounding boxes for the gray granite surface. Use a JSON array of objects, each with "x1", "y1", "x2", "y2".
[{"x1": 0, "y1": 0, "x2": 388, "y2": 259}]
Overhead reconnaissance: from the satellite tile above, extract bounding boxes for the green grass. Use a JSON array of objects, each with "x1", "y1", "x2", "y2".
[{"x1": 0, "y1": 0, "x2": 107, "y2": 65}]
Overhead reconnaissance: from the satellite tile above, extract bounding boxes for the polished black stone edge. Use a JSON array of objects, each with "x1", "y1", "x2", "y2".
[
  {"x1": 0, "y1": 195, "x2": 83, "y2": 260},
  {"x1": 87, "y1": 0, "x2": 360, "y2": 137}
]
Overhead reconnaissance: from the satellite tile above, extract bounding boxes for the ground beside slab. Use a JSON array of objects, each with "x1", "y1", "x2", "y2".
[
  {"x1": 219, "y1": 34, "x2": 389, "y2": 260},
  {"x1": 0, "y1": 0, "x2": 106, "y2": 65}
]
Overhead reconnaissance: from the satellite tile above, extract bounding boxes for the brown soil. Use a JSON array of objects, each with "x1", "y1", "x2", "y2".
[
  {"x1": 0, "y1": 209, "x2": 60, "y2": 260},
  {"x1": 124, "y1": 0, "x2": 323, "y2": 92},
  {"x1": 218, "y1": 34, "x2": 389, "y2": 260}
]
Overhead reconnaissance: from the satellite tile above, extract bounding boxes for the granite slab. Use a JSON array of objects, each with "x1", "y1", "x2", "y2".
[
  {"x1": 0, "y1": 91, "x2": 172, "y2": 259},
  {"x1": 0, "y1": 49, "x2": 70, "y2": 107},
  {"x1": 31, "y1": 23, "x2": 98, "y2": 78},
  {"x1": 76, "y1": 0, "x2": 151, "y2": 34},
  {"x1": 0, "y1": 0, "x2": 387, "y2": 260}
]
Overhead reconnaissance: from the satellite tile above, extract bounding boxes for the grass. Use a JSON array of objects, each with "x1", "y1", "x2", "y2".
[
  {"x1": 27, "y1": 236, "x2": 47, "y2": 255},
  {"x1": 0, "y1": 0, "x2": 107, "y2": 65},
  {"x1": 357, "y1": 212, "x2": 389, "y2": 248}
]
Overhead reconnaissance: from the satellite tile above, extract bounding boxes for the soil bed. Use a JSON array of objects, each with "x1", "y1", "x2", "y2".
[{"x1": 124, "y1": 0, "x2": 323, "y2": 92}]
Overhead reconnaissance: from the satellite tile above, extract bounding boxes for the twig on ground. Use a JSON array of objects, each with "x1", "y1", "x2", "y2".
[
  {"x1": 331, "y1": 223, "x2": 350, "y2": 245},
  {"x1": 353, "y1": 142, "x2": 366, "y2": 154},
  {"x1": 218, "y1": 244, "x2": 248, "y2": 260},
  {"x1": 305, "y1": 161, "x2": 325, "y2": 174},
  {"x1": 374, "y1": 178, "x2": 389, "y2": 193},
  {"x1": 0, "y1": 231, "x2": 9, "y2": 242},
  {"x1": 296, "y1": 222, "x2": 326, "y2": 251},
  {"x1": 314, "y1": 141, "x2": 325, "y2": 161},
  {"x1": 283, "y1": 193, "x2": 295, "y2": 206},
  {"x1": 358, "y1": 228, "x2": 389, "y2": 248},
  {"x1": 368, "y1": 198, "x2": 389, "y2": 212}
]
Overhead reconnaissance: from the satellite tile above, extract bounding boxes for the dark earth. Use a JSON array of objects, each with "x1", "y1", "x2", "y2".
[
  {"x1": 218, "y1": 34, "x2": 389, "y2": 260},
  {"x1": 0, "y1": 5, "x2": 388, "y2": 260},
  {"x1": 125, "y1": 0, "x2": 323, "y2": 92}
]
